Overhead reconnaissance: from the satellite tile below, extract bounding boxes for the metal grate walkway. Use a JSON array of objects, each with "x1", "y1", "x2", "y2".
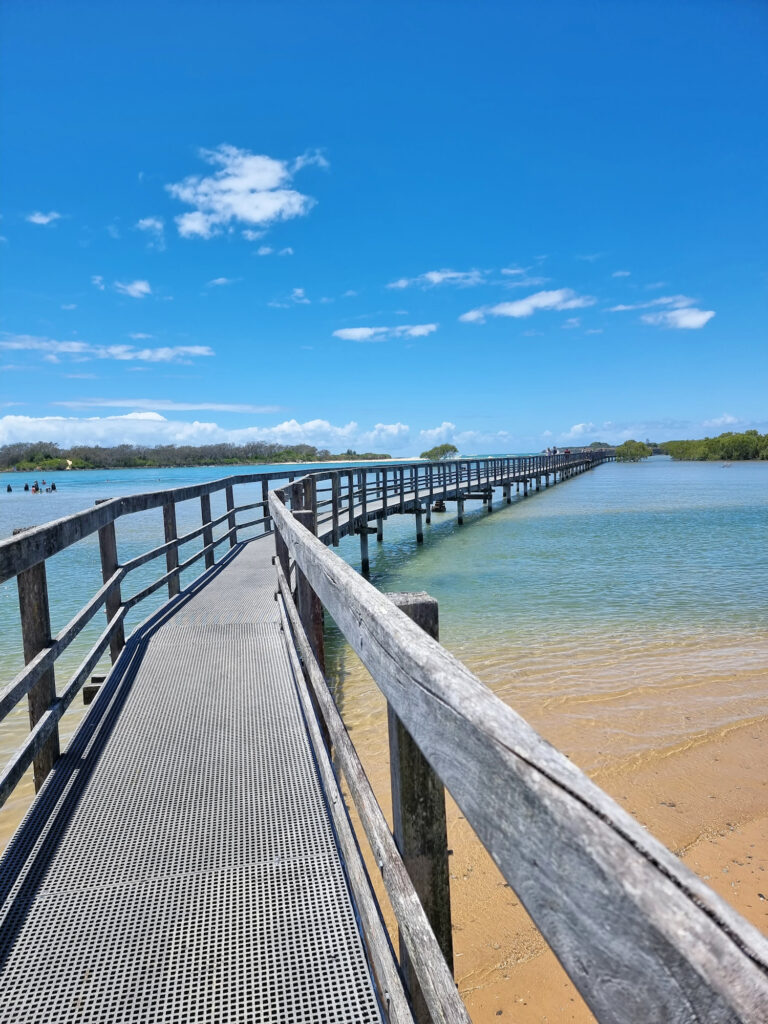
[{"x1": 0, "y1": 537, "x2": 384, "y2": 1023}]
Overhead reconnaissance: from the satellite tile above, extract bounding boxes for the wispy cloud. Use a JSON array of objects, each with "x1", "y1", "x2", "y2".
[
  {"x1": 257, "y1": 246, "x2": 273, "y2": 256},
  {"x1": 460, "y1": 289, "x2": 595, "y2": 323},
  {"x1": 114, "y1": 279, "x2": 152, "y2": 298},
  {"x1": 642, "y1": 307, "x2": 715, "y2": 329},
  {"x1": 612, "y1": 270, "x2": 631, "y2": 278},
  {"x1": 128, "y1": 332, "x2": 153, "y2": 339},
  {"x1": 61, "y1": 303, "x2": 77, "y2": 311},
  {"x1": 702, "y1": 413, "x2": 739, "y2": 429},
  {"x1": 167, "y1": 144, "x2": 325, "y2": 239},
  {"x1": 0, "y1": 334, "x2": 213, "y2": 364},
  {"x1": 333, "y1": 323, "x2": 438, "y2": 342},
  {"x1": 136, "y1": 216, "x2": 165, "y2": 250},
  {"x1": 207, "y1": 276, "x2": 239, "y2": 287},
  {"x1": 26, "y1": 211, "x2": 61, "y2": 225},
  {"x1": 91, "y1": 275, "x2": 105, "y2": 290},
  {"x1": 388, "y1": 268, "x2": 486, "y2": 289},
  {"x1": 610, "y1": 293, "x2": 715, "y2": 329},
  {"x1": 54, "y1": 398, "x2": 280, "y2": 413},
  {"x1": 500, "y1": 268, "x2": 549, "y2": 288},
  {"x1": 609, "y1": 294, "x2": 695, "y2": 312}
]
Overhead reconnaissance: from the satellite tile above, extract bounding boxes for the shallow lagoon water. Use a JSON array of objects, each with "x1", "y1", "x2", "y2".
[{"x1": 1, "y1": 455, "x2": 767, "y2": 837}]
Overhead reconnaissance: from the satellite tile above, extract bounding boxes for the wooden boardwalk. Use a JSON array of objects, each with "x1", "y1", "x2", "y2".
[{"x1": 2, "y1": 450, "x2": 768, "y2": 1023}]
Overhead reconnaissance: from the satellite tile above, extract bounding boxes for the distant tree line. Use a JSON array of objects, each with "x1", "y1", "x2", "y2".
[
  {"x1": 662, "y1": 431, "x2": 768, "y2": 461},
  {"x1": 0, "y1": 442, "x2": 392, "y2": 472}
]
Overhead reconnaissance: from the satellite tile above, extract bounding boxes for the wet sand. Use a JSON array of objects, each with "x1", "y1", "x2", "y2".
[{"x1": 333, "y1": 630, "x2": 768, "y2": 1022}]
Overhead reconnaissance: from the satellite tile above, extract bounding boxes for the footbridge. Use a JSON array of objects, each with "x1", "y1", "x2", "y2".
[{"x1": 1, "y1": 450, "x2": 767, "y2": 1023}]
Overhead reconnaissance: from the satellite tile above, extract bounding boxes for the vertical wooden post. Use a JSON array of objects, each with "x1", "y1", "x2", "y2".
[
  {"x1": 399, "y1": 467, "x2": 405, "y2": 513},
  {"x1": 457, "y1": 497, "x2": 464, "y2": 525},
  {"x1": 162, "y1": 501, "x2": 180, "y2": 598},
  {"x1": 347, "y1": 470, "x2": 355, "y2": 535},
  {"x1": 292, "y1": 509, "x2": 325, "y2": 672},
  {"x1": 387, "y1": 592, "x2": 454, "y2": 1021},
  {"x1": 273, "y1": 490, "x2": 290, "y2": 582},
  {"x1": 200, "y1": 493, "x2": 215, "y2": 569},
  {"x1": 331, "y1": 472, "x2": 341, "y2": 546},
  {"x1": 95, "y1": 501, "x2": 125, "y2": 663},
  {"x1": 415, "y1": 505, "x2": 424, "y2": 543},
  {"x1": 262, "y1": 478, "x2": 271, "y2": 533},
  {"x1": 225, "y1": 484, "x2": 237, "y2": 547},
  {"x1": 13, "y1": 528, "x2": 60, "y2": 791},
  {"x1": 376, "y1": 513, "x2": 384, "y2": 542},
  {"x1": 425, "y1": 501, "x2": 431, "y2": 525}
]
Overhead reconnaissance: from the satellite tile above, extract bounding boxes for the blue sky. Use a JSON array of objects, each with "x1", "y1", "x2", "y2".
[{"x1": 1, "y1": 0, "x2": 766, "y2": 455}]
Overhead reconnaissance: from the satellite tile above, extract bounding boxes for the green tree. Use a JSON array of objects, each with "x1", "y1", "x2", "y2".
[
  {"x1": 615, "y1": 440, "x2": 652, "y2": 462},
  {"x1": 420, "y1": 443, "x2": 459, "y2": 461}
]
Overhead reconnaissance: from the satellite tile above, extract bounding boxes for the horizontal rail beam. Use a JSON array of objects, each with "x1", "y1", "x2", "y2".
[{"x1": 269, "y1": 494, "x2": 768, "y2": 1023}]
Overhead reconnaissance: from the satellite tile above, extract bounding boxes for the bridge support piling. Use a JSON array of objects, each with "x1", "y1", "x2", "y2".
[
  {"x1": 457, "y1": 497, "x2": 464, "y2": 525},
  {"x1": 359, "y1": 526, "x2": 370, "y2": 575},
  {"x1": 376, "y1": 513, "x2": 384, "y2": 542},
  {"x1": 387, "y1": 593, "x2": 454, "y2": 1020},
  {"x1": 13, "y1": 525, "x2": 60, "y2": 792},
  {"x1": 415, "y1": 506, "x2": 424, "y2": 543}
]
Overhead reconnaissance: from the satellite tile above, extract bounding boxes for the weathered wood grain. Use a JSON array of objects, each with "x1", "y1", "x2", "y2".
[
  {"x1": 270, "y1": 496, "x2": 768, "y2": 1024},
  {"x1": 387, "y1": 593, "x2": 454, "y2": 1024},
  {"x1": 276, "y1": 564, "x2": 469, "y2": 1024}
]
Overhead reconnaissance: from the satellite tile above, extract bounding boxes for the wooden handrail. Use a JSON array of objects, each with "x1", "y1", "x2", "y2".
[{"x1": 269, "y1": 491, "x2": 768, "y2": 1023}]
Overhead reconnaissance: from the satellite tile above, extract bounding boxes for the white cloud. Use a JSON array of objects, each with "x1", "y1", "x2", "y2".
[
  {"x1": 702, "y1": 413, "x2": 739, "y2": 428},
  {"x1": 460, "y1": 289, "x2": 596, "y2": 323},
  {"x1": 136, "y1": 216, "x2": 165, "y2": 249},
  {"x1": 500, "y1": 267, "x2": 549, "y2": 288},
  {"x1": 54, "y1": 398, "x2": 280, "y2": 413},
  {"x1": 128, "y1": 332, "x2": 153, "y2": 339},
  {"x1": 343, "y1": 289, "x2": 358, "y2": 298},
  {"x1": 242, "y1": 229, "x2": 265, "y2": 241},
  {"x1": 333, "y1": 323, "x2": 438, "y2": 342},
  {"x1": 609, "y1": 294, "x2": 695, "y2": 312},
  {"x1": 26, "y1": 211, "x2": 61, "y2": 225},
  {"x1": 257, "y1": 246, "x2": 274, "y2": 255},
  {"x1": 207, "y1": 276, "x2": 238, "y2": 287},
  {"x1": 564, "y1": 422, "x2": 596, "y2": 439},
  {"x1": 562, "y1": 317, "x2": 580, "y2": 329},
  {"x1": 388, "y1": 268, "x2": 486, "y2": 289},
  {"x1": 291, "y1": 287, "x2": 310, "y2": 304},
  {"x1": 418, "y1": 421, "x2": 457, "y2": 444},
  {"x1": 61, "y1": 303, "x2": 77, "y2": 310},
  {"x1": 114, "y1": 279, "x2": 152, "y2": 298},
  {"x1": 279, "y1": 247, "x2": 293, "y2": 256},
  {"x1": 167, "y1": 144, "x2": 321, "y2": 238},
  {"x1": 612, "y1": 270, "x2": 631, "y2": 278},
  {"x1": 91, "y1": 275, "x2": 105, "y2": 290},
  {"x1": 642, "y1": 307, "x2": 715, "y2": 329},
  {"x1": 0, "y1": 334, "x2": 213, "y2": 363}
]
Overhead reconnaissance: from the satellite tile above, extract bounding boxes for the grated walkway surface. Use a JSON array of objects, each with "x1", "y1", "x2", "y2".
[{"x1": 0, "y1": 537, "x2": 383, "y2": 1023}]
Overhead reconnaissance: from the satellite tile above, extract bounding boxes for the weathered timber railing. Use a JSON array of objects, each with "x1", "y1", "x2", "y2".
[
  {"x1": 0, "y1": 468, "x2": 301, "y2": 807},
  {"x1": 0, "y1": 452, "x2": 605, "y2": 812},
  {"x1": 269, "y1": 455, "x2": 768, "y2": 1024}
]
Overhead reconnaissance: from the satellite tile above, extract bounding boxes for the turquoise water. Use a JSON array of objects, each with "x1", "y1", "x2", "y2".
[{"x1": 2, "y1": 456, "x2": 767, "y2": 836}]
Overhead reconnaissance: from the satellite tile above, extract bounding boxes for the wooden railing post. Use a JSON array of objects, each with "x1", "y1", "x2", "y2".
[
  {"x1": 262, "y1": 478, "x2": 271, "y2": 534},
  {"x1": 13, "y1": 527, "x2": 60, "y2": 791},
  {"x1": 331, "y1": 472, "x2": 341, "y2": 546},
  {"x1": 387, "y1": 592, "x2": 454, "y2": 1021},
  {"x1": 200, "y1": 493, "x2": 214, "y2": 569},
  {"x1": 225, "y1": 484, "x2": 237, "y2": 547},
  {"x1": 292, "y1": 509, "x2": 325, "y2": 673},
  {"x1": 162, "y1": 501, "x2": 180, "y2": 598},
  {"x1": 347, "y1": 470, "x2": 355, "y2": 534},
  {"x1": 273, "y1": 490, "x2": 290, "y2": 582},
  {"x1": 95, "y1": 500, "x2": 125, "y2": 663}
]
